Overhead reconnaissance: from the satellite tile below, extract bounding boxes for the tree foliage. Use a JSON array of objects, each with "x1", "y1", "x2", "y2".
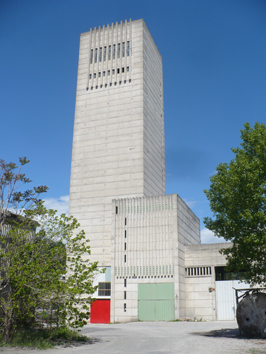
[
  {"x1": 0, "y1": 159, "x2": 99, "y2": 341},
  {"x1": 204, "y1": 122, "x2": 266, "y2": 285}
]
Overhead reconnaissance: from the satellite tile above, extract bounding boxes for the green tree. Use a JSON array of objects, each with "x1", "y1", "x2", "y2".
[
  {"x1": 204, "y1": 122, "x2": 266, "y2": 285},
  {"x1": 0, "y1": 159, "x2": 99, "y2": 341}
]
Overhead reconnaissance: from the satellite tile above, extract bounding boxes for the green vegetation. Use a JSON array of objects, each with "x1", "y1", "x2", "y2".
[
  {"x1": 204, "y1": 122, "x2": 266, "y2": 285},
  {"x1": 0, "y1": 158, "x2": 100, "y2": 342},
  {"x1": 0, "y1": 327, "x2": 91, "y2": 349}
]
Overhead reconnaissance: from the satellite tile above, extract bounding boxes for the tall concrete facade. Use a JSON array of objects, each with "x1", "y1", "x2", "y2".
[
  {"x1": 69, "y1": 19, "x2": 237, "y2": 323},
  {"x1": 69, "y1": 19, "x2": 165, "y2": 266}
]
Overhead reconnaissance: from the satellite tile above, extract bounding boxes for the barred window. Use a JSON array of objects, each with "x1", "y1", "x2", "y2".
[{"x1": 98, "y1": 282, "x2": 111, "y2": 296}]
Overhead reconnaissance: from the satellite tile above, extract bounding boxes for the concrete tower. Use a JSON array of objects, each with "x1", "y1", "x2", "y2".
[{"x1": 69, "y1": 19, "x2": 165, "y2": 266}]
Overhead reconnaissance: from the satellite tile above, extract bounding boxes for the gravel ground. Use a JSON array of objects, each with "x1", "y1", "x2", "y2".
[{"x1": 2, "y1": 321, "x2": 266, "y2": 354}]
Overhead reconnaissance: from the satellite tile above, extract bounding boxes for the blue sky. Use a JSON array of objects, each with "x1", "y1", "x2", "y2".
[{"x1": 1, "y1": 0, "x2": 266, "y2": 243}]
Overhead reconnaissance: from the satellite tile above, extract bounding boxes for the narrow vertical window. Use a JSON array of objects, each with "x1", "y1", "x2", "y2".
[
  {"x1": 124, "y1": 303, "x2": 126, "y2": 312},
  {"x1": 94, "y1": 48, "x2": 98, "y2": 63},
  {"x1": 127, "y1": 66, "x2": 129, "y2": 72},
  {"x1": 127, "y1": 41, "x2": 130, "y2": 56},
  {"x1": 125, "y1": 218, "x2": 127, "y2": 225},
  {"x1": 103, "y1": 71, "x2": 106, "y2": 77},
  {"x1": 125, "y1": 230, "x2": 126, "y2": 238},
  {"x1": 124, "y1": 243, "x2": 126, "y2": 251},
  {"x1": 113, "y1": 44, "x2": 116, "y2": 59},
  {"x1": 122, "y1": 42, "x2": 125, "y2": 57},
  {"x1": 124, "y1": 255, "x2": 126, "y2": 262},
  {"x1": 124, "y1": 291, "x2": 126, "y2": 300},
  {"x1": 108, "y1": 45, "x2": 111, "y2": 60},
  {"x1": 90, "y1": 49, "x2": 93, "y2": 64},
  {"x1": 99, "y1": 47, "x2": 102, "y2": 62},
  {"x1": 117, "y1": 43, "x2": 120, "y2": 58},
  {"x1": 98, "y1": 72, "x2": 101, "y2": 78},
  {"x1": 108, "y1": 70, "x2": 110, "y2": 76},
  {"x1": 116, "y1": 206, "x2": 118, "y2": 214},
  {"x1": 104, "y1": 46, "x2": 107, "y2": 61},
  {"x1": 89, "y1": 74, "x2": 92, "y2": 79},
  {"x1": 124, "y1": 278, "x2": 127, "y2": 287}
]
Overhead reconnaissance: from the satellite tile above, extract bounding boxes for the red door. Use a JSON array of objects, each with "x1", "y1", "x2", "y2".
[{"x1": 90, "y1": 299, "x2": 110, "y2": 323}]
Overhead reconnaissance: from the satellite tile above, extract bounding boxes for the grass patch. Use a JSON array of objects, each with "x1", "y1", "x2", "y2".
[{"x1": 0, "y1": 327, "x2": 91, "y2": 350}]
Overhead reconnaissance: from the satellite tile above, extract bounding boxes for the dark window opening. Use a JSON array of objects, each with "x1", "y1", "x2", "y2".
[
  {"x1": 125, "y1": 218, "x2": 127, "y2": 225},
  {"x1": 215, "y1": 266, "x2": 246, "y2": 281},
  {"x1": 122, "y1": 67, "x2": 125, "y2": 73},
  {"x1": 117, "y1": 68, "x2": 120, "y2": 74},
  {"x1": 98, "y1": 282, "x2": 111, "y2": 296},
  {"x1": 125, "y1": 230, "x2": 126, "y2": 238},
  {"x1": 116, "y1": 206, "x2": 118, "y2": 214},
  {"x1": 124, "y1": 291, "x2": 126, "y2": 299},
  {"x1": 124, "y1": 242, "x2": 126, "y2": 251},
  {"x1": 124, "y1": 303, "x2": 126, "y2": 312},
  {"x1": 124, "y1": 278, "x2": 127, "y2": 287},
  {"x1": 124, "y1": 255, "x2": 126, "y2": 262}
]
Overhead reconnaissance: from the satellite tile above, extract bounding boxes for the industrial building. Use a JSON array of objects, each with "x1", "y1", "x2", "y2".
[{"x1": 69, "y1": 19, "x2": 247, "y2": 323}]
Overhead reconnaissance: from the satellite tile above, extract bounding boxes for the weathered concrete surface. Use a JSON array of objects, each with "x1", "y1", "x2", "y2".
[
  {"x1": 237, "y1": 292, "x2": 266, "y2": 338},
  {"x1": 2, "y1": 321, "x2": 266, "y2": 354}
]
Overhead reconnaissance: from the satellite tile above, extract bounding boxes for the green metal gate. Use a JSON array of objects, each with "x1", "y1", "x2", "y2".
[{"x1": 138, "y1": 283, "x2": 175, "y2": 321}]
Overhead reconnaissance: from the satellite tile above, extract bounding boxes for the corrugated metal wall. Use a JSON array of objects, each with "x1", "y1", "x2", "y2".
[
  {"x1": 138, "y1": 283, "x2": 174, "y2": 321},
  {"x1": 215, "y1": 280, "x2": 250, "y2": 320}
]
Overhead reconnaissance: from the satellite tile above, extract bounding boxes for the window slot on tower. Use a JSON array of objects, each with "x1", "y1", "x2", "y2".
[
  {"x1": 125, "y1": 218, "x2": 127, "y2": 225},
  {"x1": 89, "y1": 74, "x2": 92, "y2": 79},
  {"x1": 127, "y1": 41, "x2": 130, "y2": 56},
  {"x1": 103, "y1": 46, "x2": 107, "y2": 61},
  {"x1": 116, "y1": 206, "x2": 118, "y2": 214},
  {"x1": 124, "y1": 242, "x2": 126, "y2": 251},
  {"x1": 94, "y1": 73, "x2": 96, "y2": 78},
  {"x1": 124, "y1": 303, "x2": 126, "y2": 312},
  {"x1": 94, "y1": 48, "x2": 98, "y2": 63},
  {"x1": 117, "y1": 68, "x2": 120, "y2": 74},
  {"x1": 103, "y1": 71, "x2": 106, "y2": 77},
  {"x1": 108, "y1": 45, "x2": 111, "y2": 60},
  {"x1": 99, "y1": 47, "x2": 102, "y2": 62},
  {"x1": 124, "y1": 255, "x2": 126, "y2": 262},
  {"x1": 112, "y1": 69, "x2": 115, "y2": 75},
  {"x1": 122, "y1": 42, "x2": 125, "y2": 57},
  {"x1": 127, "y1": 66, "x2": 129, "y2": 72},
  {"x1": 98, "y1": 72, "x2": 101, "y2": 78},
  {"x1": 108, "y1": 70, "x2": 110, "y2": 76},
  {"x1": 124, "y1": 291, "x2": 126, "y2": 300},
  {"x1": 124, "y1": 278, "x2": 127, "y2": 287},
  {"x1": 90, "y1": 49, "x2": 93, "y2": 64},
  {"x1": 122, "y1": 67, "x2": 124, "y2": 73},
  {"x1": 117, "y1": 43, "x2": 120, "y2": 58},
  {"x1": 125, "y1": 230, "x2": 126, "y2": 238},
  {"x1": 113, "y1": 44, "x2": 116, "y2": 59}
]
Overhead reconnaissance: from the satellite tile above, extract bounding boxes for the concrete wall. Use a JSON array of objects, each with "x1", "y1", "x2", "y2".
[
  {"x1": 111, "y1": 194, "x2": 200, "y2": 322},
  {"x1": 69, "y1": 19, "x2": 165, "y2": 266},
  {"x1": 184, "y1": 243, "x2": 232, "y2": 320}
]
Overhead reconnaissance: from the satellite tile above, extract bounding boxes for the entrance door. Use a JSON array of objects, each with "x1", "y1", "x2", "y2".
[
  {"x1": 138, "y1": 283, "x2": 174, "y2": 321},
  {"x1": 215, "y1": 280, "x2": 250, "y2": 320},
  {"x1": 90, "y1": 299, "x2": 110, "y2": 323}
]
